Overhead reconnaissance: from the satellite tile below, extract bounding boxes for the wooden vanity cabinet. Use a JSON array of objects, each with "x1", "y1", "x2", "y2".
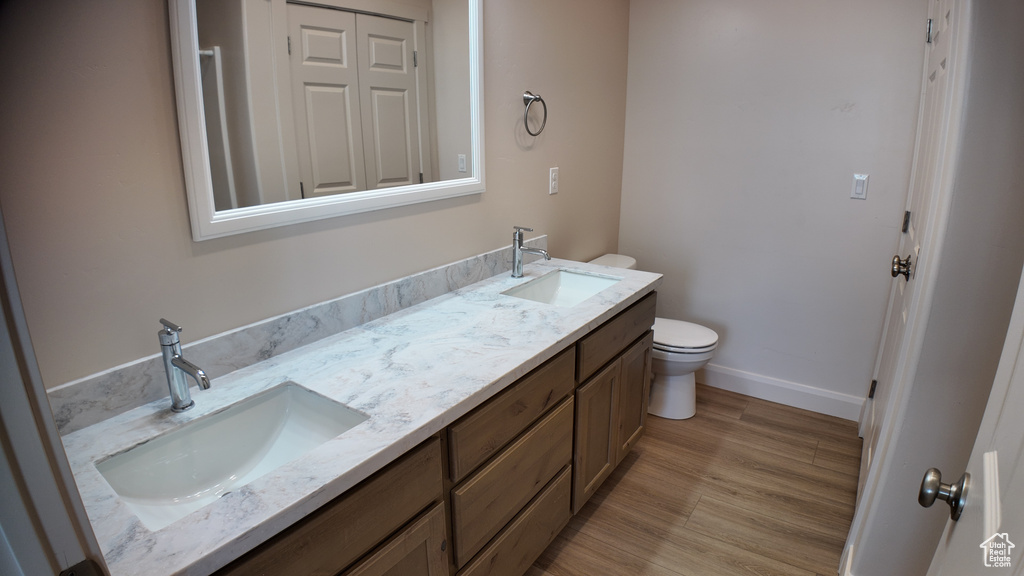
[
  {"x1": 343, "y1": 503, "x2": 448, "y2": 576},
  {"x1": 213, "y1": 291, "x2": 656, "y2": 576},
  {"x1": 573, "y1": 359, "x2": 620, "y2": 513},
  {"x1": 215, "y1": 437, "x2": 444, "y2": 576},
  {"x1": 572, "y1": 292, "x2": 656, "y2": 513},
  {"x1": 616, "y1": 330, "x2": 654, "y2": 464},
  {"x1": 446, "y1": 347, "x2": 576, "y2": 574}
]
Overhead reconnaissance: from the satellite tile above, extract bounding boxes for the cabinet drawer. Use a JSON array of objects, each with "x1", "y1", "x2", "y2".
[
  {"x1": 576, "y1": 291, "x2": 656, "y2": 382},
  {"x1": 457, "y1": 466, "x2": 572, "y2": 576},
  {"x1": 451, "y1": 397, "x2": 574, "y2": 568},
  {"x1": 216, "y1": 438, "x2": 442, "y2": 576},
  {"x1": 448, "y1": 346, "x2": 575, "y2": 482},
  {"x1": 343, "y1": 503, "x2": 448, "y2": 576}
]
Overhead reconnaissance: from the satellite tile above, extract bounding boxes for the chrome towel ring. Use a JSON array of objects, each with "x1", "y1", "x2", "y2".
[{"x1": 523, "y1": 91, "x2": 547, "y2": 136}]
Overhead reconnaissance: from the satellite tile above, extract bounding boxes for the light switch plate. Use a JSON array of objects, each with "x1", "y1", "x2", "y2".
[
  {"x1": 549, "y1": 167, "x2": 559, "y2": 195},
  {"x1": 851, "y1": 174, "x2": 869, "y2": 199}
]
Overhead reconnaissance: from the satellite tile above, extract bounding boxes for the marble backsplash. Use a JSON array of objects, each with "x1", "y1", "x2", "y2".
[{"x1": 47, "y1": 237, "x2": 548, "y2": 435}]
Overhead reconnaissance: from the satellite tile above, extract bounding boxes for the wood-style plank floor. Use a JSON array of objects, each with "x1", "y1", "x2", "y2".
[{"x1": 529, "y1": 384, "x2": 862, "y2": 576}]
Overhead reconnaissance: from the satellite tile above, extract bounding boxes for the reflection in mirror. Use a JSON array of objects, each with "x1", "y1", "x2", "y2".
[{"x1": 169, "y1": 0, "x2": 483, "y2": 240}]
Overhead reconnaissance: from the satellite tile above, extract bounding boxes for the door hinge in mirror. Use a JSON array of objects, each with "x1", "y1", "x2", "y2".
[
  {"x1": 926, "y1": 18, "x2": 933, "y2": 44},
  {"x1": 287, "y1": 36, "x2": 292, "y2": 55},
  {"x1": 868, "y1": 379, "x2": 877, "y2": 399},
  {"x1": 300, "y1": 181, "x2": 305, "y2": 198},
  {"x1": 413, "y1": 50, "x2": 418, "y2": 68},
  {"x1": 902, "y1": 210, "x2": 911, "y2": 233}
]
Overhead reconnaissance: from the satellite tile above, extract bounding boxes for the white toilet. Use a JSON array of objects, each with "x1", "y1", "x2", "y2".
[{"x1": 589, "y1": 254, "x2": 719, "y2": 420}]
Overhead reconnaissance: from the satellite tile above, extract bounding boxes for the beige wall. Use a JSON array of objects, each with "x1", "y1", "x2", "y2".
[
  {"x1": 0, "y1": 0, "x2": 630, "y2": 388},
  {"x1": 619, "y1": 0, "x2": 927, "y2": 401}
]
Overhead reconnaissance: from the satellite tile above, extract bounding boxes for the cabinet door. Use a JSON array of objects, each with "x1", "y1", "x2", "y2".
[
  {"x1": 572, "y1": 359, "x2": 620, "y2": 514},
  {"x1": 616, "y1": 331, "x2": 653, "y2": 464},
  {"x1": 344, "y1": 503, "x2": 447, "y2": 576}
]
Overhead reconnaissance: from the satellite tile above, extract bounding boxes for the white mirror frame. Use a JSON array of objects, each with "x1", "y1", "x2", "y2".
[{"x1": 168, "y1": 0, "x2": 484, "y2": 241}]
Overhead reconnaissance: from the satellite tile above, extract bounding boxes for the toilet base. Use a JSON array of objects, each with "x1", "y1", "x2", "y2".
[{"x1": 648, "y1": 371, "x2": 696, "y2": 420}]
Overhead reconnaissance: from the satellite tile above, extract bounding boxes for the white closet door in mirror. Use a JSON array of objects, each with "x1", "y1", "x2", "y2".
[
  {"x1": 356, "y1": 14, "x2": 423, "y2": 190},
  {"x1": 287, "y1": 3, "x2": 368, "y2": 198}
]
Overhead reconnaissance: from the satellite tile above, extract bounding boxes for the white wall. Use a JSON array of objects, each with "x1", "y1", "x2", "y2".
[
  {"x1": 619, "y1": 0, "x2": 928, "y2": 416},
  {"x1": 0, "y1": 0, "x2": 630, "y2": 388}
]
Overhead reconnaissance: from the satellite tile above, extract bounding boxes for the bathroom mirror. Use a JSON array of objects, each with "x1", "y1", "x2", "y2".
[{"x1": 169, "y1": 0, "x2": 484, "y2": 241}]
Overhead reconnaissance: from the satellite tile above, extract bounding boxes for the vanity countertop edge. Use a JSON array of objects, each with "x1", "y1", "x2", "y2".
[{"x1": 61, "y1": 258, "x2": 662, "y2": 576}]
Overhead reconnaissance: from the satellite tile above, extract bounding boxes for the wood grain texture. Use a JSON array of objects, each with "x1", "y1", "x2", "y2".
[
  {"x1": 217, "y1": 438, "x2": 442, "y2": 576},
  {"x1": 533, "y1": 385, "x2": 861, "y2": 576},
  {"x1": 452, "y1": 397, "x2": 573, "y2": 567},
  {"x1": 616, "y1": 331, "x2": 653, "y2": 464},
  {"x1": 458, "y1": 466, "x2": 572, "y2": 576},
  {"x1": 576, "y1": 292, "x2": 656, "y2": 382},
  {"x1": 572, "y1": 359, "x2": 619, "y2": 513},
  {"x1": 344, "y1": 503, "x2": 448, "y2": 576},
  {"x1": 449, "y1": 346, "x2": 575, "y2": 483}
]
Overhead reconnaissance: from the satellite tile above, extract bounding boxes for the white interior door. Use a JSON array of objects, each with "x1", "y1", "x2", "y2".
[
  {"x1": 927, "y1": 261, "x2": 1024, "y2": 575},
  {"x1": 287, "y1": 3, "x2": 367, "y2": 197},
  {"x1": 843, "y1": 0, "x2": 971, "y2": 572},
  {"x1": 356, "y1": 14, "x2": 422, "y2": 190},
  {"x1": 857, "y1": 0, "x2": 957, "y2": 492}
]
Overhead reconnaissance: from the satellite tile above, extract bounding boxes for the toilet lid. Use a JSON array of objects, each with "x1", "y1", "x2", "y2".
[
  {"x1": 652, "y1": 317, "x2": 718, "y2": 349},
  {"x1": 588, "y1": 254, "x2": 637, "y2": 269}
]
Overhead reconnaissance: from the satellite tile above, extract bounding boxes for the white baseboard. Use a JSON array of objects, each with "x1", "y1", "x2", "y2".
[{"x1": 698, "y1": 363, "x2": 864, "y2": 421}]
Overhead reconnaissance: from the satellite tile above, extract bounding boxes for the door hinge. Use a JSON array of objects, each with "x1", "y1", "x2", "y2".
[
  {"x1": 300, "y1": 181, "x2": 305, "y2": 198},
  {"x1": 926, "y1": 18, "x2": 933, "y2": 44},
  {"x1": 288, "y1": 36, "x2": 292, "y2": 55},
  {"x1": 902, "y1": 210, "x2": 911, "y2": 233},
  {"x1": 868, "y1": 379, "x2": 878, "y2": 399},
  {"x1": 413, "y1": 50, "x2": 418, "y2": 68},
  {"x1": 419, "y1": 172, "x2": 424, "y2": 183}
]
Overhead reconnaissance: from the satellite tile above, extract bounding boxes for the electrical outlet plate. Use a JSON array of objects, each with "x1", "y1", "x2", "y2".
[{"x1": 549, "y1": 167, "x2": 559, "y2": 195}]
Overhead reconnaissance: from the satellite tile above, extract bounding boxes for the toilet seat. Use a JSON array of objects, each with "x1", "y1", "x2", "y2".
[
  {"x1": 653, "y1": 342, "x2": 717, "y2": 355},
  {"x1": 652, "y1": 318, "x2": 718, "y2": 351}
]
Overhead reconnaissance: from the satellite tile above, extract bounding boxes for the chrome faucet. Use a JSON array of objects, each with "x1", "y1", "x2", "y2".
[
  {"x1": 158, "y1": 318, "x2": 211, "y2": 412},
  {"x1": 512, "y1": 226, "x2": 550, "y2": 278}
]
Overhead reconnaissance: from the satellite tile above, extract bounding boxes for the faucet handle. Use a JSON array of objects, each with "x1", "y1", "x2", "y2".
[
  {"x1": 159, "y1": 318, "x2": 183, "y2": 333},
  {"x1": 513, "y1": 226, "x2": 534, "y2": 233}
]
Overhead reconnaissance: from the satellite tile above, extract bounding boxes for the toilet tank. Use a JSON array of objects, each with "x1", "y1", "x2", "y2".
[{"x1": 589, "y1": 254, "x2": 637, "y2": 270}]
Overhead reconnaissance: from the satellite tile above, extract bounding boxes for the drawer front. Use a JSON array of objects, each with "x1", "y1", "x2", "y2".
[
  {"x1": 576, "y1": 291, "x2": 656, "y2": 382},
  {"x1": 216, "y1": 438, "x2": 443, "y2": 576},
  {"x1": 343, "y1": 503, "x2": 448, "y2": 576},
  {"x1": 448, "y1": 346, "x2": 575, "y2": 482},
  {"x1": 457, "y1": 466, "x2": 572, "y2": 576},
  {"x1": 451, "y1": 397, "x2": 574, "y2": 568}
]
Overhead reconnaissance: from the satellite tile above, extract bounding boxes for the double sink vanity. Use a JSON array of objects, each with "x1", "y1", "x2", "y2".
[{"x1": 62, "y1": 258, "x2": 661, "y2": 576}]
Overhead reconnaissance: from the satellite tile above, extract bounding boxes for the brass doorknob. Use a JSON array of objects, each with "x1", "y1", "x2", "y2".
[
  {"x1": 892, "y1": 254, "x2": 912, "y2": 280},
  {"x1": 919, "y1": 467, "x2": 969, "y2": 521}
]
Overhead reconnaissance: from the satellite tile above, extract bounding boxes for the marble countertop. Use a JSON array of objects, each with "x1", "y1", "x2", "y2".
[{"x1": 62, "y1": 259, "x2": 661, "y2": 576}]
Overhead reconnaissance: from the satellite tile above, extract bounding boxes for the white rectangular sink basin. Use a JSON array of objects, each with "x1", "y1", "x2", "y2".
[
  {"x1": 96, "y1": 382, "x2": 368, "y2": 531},
  {"x1": 503, "y1": 269, "x2": 622, "y2": 307}
]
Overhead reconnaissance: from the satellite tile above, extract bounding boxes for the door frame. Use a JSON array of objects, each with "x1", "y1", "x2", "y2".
[{"x1": 0, "y1": 212, "x2": 106, "y2": 573}]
